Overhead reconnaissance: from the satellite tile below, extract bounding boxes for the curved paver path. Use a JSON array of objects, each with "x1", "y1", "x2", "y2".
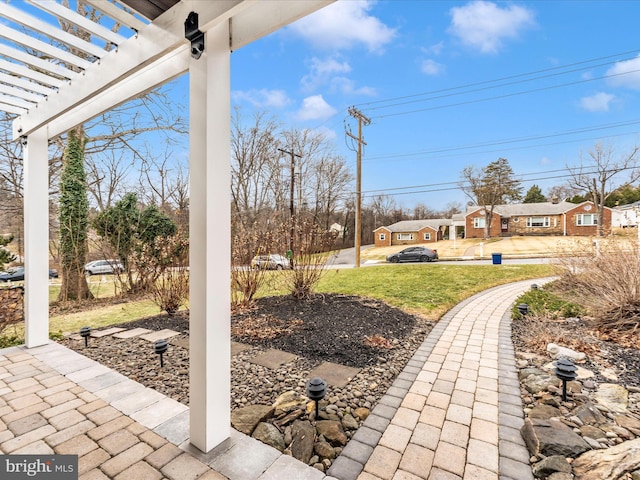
[
  {"x1": 328, "y1": 278, "x2": 552, "y2": 480},
  {"x1": 0, "y1": 278, "x2": 549, "y2": 479}
]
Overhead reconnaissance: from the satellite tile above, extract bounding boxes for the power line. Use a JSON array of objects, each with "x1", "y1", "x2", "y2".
[{"x1": 355, "y1": 48, "x2": 639, "y2": 111}]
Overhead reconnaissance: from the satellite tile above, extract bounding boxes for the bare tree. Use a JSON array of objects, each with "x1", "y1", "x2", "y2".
[{"x1": 568, "y1": 142, "x2": 640, "y2": 236}]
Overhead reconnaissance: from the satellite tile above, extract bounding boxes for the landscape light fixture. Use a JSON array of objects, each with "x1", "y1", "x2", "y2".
[
  {"x1": 306, "y1": 377, "x2": 327, "y2": 419},
  {"x1": 80, "y1": 326, "x2": 91, "y2": 347},
  {"x1": 554, "y1": 358, "x2": 578, "y2": 401},
  {"x1": 154, "y1": 339, "x2": 168, "y2": 367},
  {"x1": 184, "y1": 11, "x2": 204, "y2": 59},
  {"x1": 531, "y1": 284, "x2": 539, "y2": 290},
  {"x1": 517, "y1": 303, "x2": 529, "y2": 316}
]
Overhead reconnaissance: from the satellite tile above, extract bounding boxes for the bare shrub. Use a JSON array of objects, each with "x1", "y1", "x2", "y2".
[
  {"x1": 231, "y1": 223, "x2": 279, "y2": 309},
  {"x1": 556, "y1": 238, "x2": 640, "y2": 335},
  {"x1": 285, "y1": 220, "x2": 337, "y2": 299},
  {"x1": 143, "y1": 231, "x2": 189, "y2": 315}
]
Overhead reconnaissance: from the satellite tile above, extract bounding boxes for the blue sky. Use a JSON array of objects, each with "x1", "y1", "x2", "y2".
[{"x1": 226, "y1": 0, "x2": 640, "y2": 211}]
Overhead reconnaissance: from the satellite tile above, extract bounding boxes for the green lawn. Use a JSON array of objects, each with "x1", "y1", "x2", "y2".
[{"x1": 8, "y1": 262, "x2": 556, "y2": 341}]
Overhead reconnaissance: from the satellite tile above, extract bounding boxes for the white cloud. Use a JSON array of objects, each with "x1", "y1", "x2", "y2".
[
  {"x1": 607, "y1": 55, "x2": 640, "y2": 90},
  {"x1": 579, "y1": 92, "x2": 616, "y2": 112},
  {"x1": 289, "y1": 0, "x2": 396, "y2": 53},
  {"x1": 301, "y1": 56, "x2": 351, "y2": 92},
  {"x1": 421, "y1": 59, "x2": 445, "y2": 76},
  {"x1": 231, "y1": 89, "x2": 291, "y2": 108},
  {"x1": 423, "y1": 41, "x2": 445, "y2": 56},
  {"x1": 297, "y1": 95, "x2": 337, "y2": 121},
  {"x1": 448, "y1": 1, "x2": 536, "y2": 54},
  {"x1": 330, "y1": 77, "x2": 377, "y2": 96}
]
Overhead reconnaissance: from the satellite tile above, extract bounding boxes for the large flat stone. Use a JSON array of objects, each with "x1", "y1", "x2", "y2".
[
  {"x1": 308, "y1": 362, "x2": 361, "y2": 388},
  {"x1": 250, "y1": 349, "x2": 297, "y2": 369},
  {"x1": 112, "y1": 328, "x2": 153, "y2": 339},
  {"x1": 169, "y1": 337, "x2": 189, "y2": 349},
  {"x1": 91, "y1": 327, "x2": 126, "y2": 338},
  {"x1": 231, "y1": 342, "x2": 252, "y2": 356},
  {"x1": 139, "y1": 329, "x2": 181, "y2": 342}
]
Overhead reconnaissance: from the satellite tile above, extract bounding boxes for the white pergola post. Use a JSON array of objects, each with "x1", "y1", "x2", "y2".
[
  {"x1": 23, "y1": 128, "x2": 50, "y2": 348},
  {"x1": 188, "y1": 21, "x2": 231, "y2": 452}
]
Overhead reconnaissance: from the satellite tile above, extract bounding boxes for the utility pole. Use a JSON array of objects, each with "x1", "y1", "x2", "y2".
[
  {"x1": 347, "y1": 106, "x2": 371, "y2": 268},
  {"x1": 279, "y1": 147, "x2": 301, "y2": 267}
]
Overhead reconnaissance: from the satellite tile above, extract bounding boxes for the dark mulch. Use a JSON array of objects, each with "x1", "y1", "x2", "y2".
[
  {"x1": 112, "y1": 293, "x2": 423, "y2": 369},
  {"x1": 230, "y1": 294, "x2": 421, "y2": 368}
]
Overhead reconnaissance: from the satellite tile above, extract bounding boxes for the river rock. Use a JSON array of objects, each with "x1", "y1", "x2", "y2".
[
  {"x1": 594, "y1": 384, "x2": 628, "y2": 413},
  {"x1": 575, "y1": 403, "x2": 608, "y2": 425},
  {"x1": 616, "y1": 415, "x2": 640, "y2": 436},
  {"x1": 273, "y1": 390, "x2": 308, "y2": 417},
  {"x1": 252, "y1": 422, "x2": 285, "y2": 452},
  {"x1": 529, "y1": 404, "x2": 562, "y2": 419},
  {"x1": 316, "y1": 420, "x2": 348, "y2": 446},
  {"x1": 231, "y1": 405, "x2": 274, "y2": 435},
  {"x1": 354, "y1": 407, "x2": 370, "y2": 420},
  {"x1": 291, "y1": 420, "x2": 315, "y2": 464},
  {"x1": 523, "y1": 372, "x2": 561, "y2": 394},
  {"x1": 572, "y1": 438, "x2": 640, "y2": 479},
  {"x1": 314, "y1": 440, "x2": 336, "y2": 459},
  {"x1": 532, "y1": 455, "x2": 572, "y2": 477},
  {"x1": 521, "y1": 418, "x2": 591, "y2": 458},
  {"x1": 341, "y1": 413, "x2": 359, "y2": 431},
  {"x1": 547, "y1": 343, "x2": 586, "y2": 361}
]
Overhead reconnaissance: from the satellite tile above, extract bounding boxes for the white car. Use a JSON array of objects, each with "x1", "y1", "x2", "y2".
[
  {"x1": 84, "y1": 259, "x2": 124, "y2": 275},
  {"x1": 251, "y1": 254, "x2": 290, "y2": 270}
]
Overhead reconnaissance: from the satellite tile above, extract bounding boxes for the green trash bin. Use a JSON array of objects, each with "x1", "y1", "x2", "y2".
[{"x1": 492, "y1": 253, "x2": 502, "y2": 265}]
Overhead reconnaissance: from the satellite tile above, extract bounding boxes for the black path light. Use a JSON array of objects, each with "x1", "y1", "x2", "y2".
[
  {"x1": 80, "y1": 326, "x2": 91, "y2": 347},
  {"x1": 517, "y1": 303, "x2": 529, "y2": 316},
  {"x1": 531, "y1": 283, "x2": 539, "y2": 290},
  {"x1": 555, "y1": 358, "x2": 578, "y2": 401},
  {"x1": 306, "y1": 377, "x2": 327, "y2": 419},
  {"x1": 154, "y1": 339, "x2": 168, "y2": 367}
]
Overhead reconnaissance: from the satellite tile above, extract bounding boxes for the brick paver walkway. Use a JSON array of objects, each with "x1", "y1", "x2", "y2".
[{"x1": 0, "y1": 278, "x2": 547, "y2": 479}]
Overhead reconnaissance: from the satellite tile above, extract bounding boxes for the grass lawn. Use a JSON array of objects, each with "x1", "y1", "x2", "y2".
[
  {"x1": 315, "y1": 263, "x2": 556, "y2": 318},
  {"x1": 41, "y1": 262, "x2": 556, "y2": 337}
]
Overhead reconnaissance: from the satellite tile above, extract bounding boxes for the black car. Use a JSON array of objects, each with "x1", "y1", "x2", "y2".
[
  {"x1": 386, "y1": 246, "x2": 438, "y2": 263},
  {"x1": 0, "y1": 267, "x2": 24, "y2": 282}
]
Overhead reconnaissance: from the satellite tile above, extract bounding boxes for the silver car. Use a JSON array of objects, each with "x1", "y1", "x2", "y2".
[
  {"x1": 251, "y1": 254, "x2": 290, "y2": 270},
  {"x1": 84, "y1": 259, "x2": 124, "y2": 275}
]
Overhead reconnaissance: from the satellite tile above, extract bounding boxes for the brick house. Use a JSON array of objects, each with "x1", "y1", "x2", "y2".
[
  {"x1": 374, "y1": 219, "x2": 450, "y2": 247},
  {"x1": 464, "y1": 200, "x2": 611, "y2": 238}
]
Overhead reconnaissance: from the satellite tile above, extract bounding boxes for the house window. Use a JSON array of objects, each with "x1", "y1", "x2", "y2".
[
  {"x1": 379, "y1": 233, "x2": 386, "y2": 241},
  {"x1": 526, "y1": 216, "x2": 550, "y2": 227},
  {"x1": 577, "y1": 213, "x2": 597, "y2": 226},
  {"x1": 423, "y1": 233, "x2": 431, "y2": 241},
  {"x1": 397, "y1": 233, "x2": 414, "y2": 241},
  {"x1": 473, "y1": 217, "x2": 485, "y2": 228}
]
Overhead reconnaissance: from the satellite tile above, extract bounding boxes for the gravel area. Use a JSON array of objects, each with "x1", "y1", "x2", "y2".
[{"x1": 59, "y1": 294, "x2": 433, "y2": 409}]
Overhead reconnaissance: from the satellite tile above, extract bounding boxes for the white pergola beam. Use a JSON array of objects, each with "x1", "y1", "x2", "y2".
[
  {"x1": 28, "y1": 0, "x2": 126, "y2": 46},
  {"x1": 0, "y1": 24, "x2": 93, "y2": 71},
  {"x1": 47, "y1": 46, "x2": 189, "y2": 139},
  {"x1": 230, "y1": 0, "x2": 333, "y2": 50},
  {"x1": 84, "y1": 0, "x2": 148, "y2": 32},
  {"x1": 0, "y1": 2, "x2": 106, "y2": 58}
]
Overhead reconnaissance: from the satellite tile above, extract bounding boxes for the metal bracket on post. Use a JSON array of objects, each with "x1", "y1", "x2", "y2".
[{"x1": 185, "y1": 11, "x2": 205, "y2": 59}]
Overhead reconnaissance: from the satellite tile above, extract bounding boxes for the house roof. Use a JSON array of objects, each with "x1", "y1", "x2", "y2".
[
  {"x1": 466, "y1": 201, "x2": 607, "y2": 217},
  {"x1": 378, "y1": 219, "x2": 450, "y2": 233}
]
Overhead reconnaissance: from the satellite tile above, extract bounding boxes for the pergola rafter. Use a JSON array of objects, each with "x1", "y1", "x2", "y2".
[{"x1": 1, "y1": 0, "x2": 334, "y2": 453}]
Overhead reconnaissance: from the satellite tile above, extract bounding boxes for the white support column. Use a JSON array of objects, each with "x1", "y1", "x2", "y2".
[
  {"x1": 23, "y1": 128, "x2": 50, "y2": 348},
  {"x1": 188, "y1": 20, "x2": 231, "y2": 452}
]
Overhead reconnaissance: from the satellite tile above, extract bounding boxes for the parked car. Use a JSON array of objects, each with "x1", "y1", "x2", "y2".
[
  {"x1": 49, "y1": 269, "x2": 58, "y2": 278},
  {"x1": 251, "y1": 254, "x2": 291, "y2": 270},
  {"x1": 0, "y1": 266, "x2": 24, "y2": 282},
  {"x1": 84, "y1": 259, "x2": 124, "y2": 275},
  {"x1": 386, "y1": 246, "x2": 438, "y2": 263}
]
